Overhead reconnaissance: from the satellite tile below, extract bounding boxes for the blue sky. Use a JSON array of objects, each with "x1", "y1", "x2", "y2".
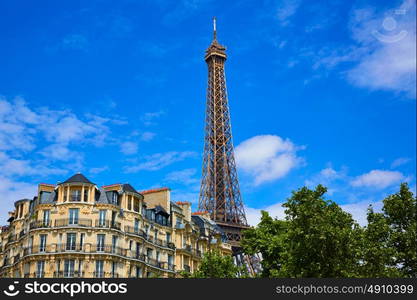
[{"x1": 0, "y1": 0, "x2": 415, "y2": 226}]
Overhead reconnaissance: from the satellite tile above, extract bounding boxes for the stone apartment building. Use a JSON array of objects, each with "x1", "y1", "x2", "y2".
[{"x1": 0, "y1": 173, "x2": 232, "y2": 278}]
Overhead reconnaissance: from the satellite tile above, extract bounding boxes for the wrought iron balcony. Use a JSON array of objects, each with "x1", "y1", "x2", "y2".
[
  {"x1": 124, "y1": 225, "x2": 147, "y2": 238},
  {"x1": 57, "y1": 243, "x2": 84, "y2": 252},
  {"x1": 54, "y1": 218, "x2": 92, "y2": 227},
  {"x1": 90, "y1": 244, "x2": 127, "y2": 256},
  {"x1": 183, "y1": 264, "x2": 191, "y2": 272},
  {"x1": 94, "y1": 219, "x2": 121, "y2": 230},
  {"x1": 30, "y1": 220, "x2": 52, "y2": 229},
  {"x1": 53, "y1": 271, "x2": 84, "y2": 278}
]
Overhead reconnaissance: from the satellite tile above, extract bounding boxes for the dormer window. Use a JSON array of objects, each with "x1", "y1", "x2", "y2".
[
  {"x1": 70, "y1": 189, "x2": 81, "y2": 202},
  {"x1": 106, "y1": 191, "x2": 119, "y2": 205},
  {"x1": 84, "y1": 189, "x2": 89, "y2": 202}
]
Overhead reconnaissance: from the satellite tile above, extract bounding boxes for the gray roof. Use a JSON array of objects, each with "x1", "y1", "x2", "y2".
[
  {"x1": 122, "y1": 184, "x2": 139, "y2": 194},
  {"x1": 96, "y1": 188, "x2": 112, "y2": 204},
  {"x1": 155, "y1": 205, "x2": 169, "y2": 216},
  {"x1": 62, "y1": 173, "x2": 93, "y2": 185},
  {"x1": 39, "y1": 190, "x2": 56, "y2": 204}
]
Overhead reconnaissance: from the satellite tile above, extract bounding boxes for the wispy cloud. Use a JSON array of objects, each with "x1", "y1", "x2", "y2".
[
  {"x1": 61, "y1": 34, "x2": 89, "y2": 51},
  {"x1": 124, "y1": 151, "x2": 197, "y2": 172},
  {"x1": 164, "y1": 168, "x2": 199, "y2": 185},
  {"x1": 120, "y1": 141, "x2": 138, "y2": 155},
  {"x1": 89, "y1": 166, "x2": 109, "y2": 174},
  {"x1": 305, "y1": 0, "x2": 416, "y2": 98},
  {"x1": 391, "y1": 157, "x2": 411, "y2": 168},
  {"x1": 235, "y1": 135, "x2": 304, "y2": 185},
  {"x1": 140, "y1": 111, "x2": 165, "y2": 126},
  {"x1": 351, "y1": 169, "x2": 405, "y2": 189},
  {"x1": 276, "y1": 0, "x2": 301, "y2": 26}
]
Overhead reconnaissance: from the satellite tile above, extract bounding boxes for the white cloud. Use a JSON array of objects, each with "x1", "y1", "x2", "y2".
[
  {"x1": 245, "y1": 202, "x2": 286, "y2": 226},
  {"x1": 141, "y1": 111, "x2": 165, "y2": 126},
  {"x1": 89, "y1": 166, "x2": 109, "y2": 174},
  {"x1": 246, "y1": 198, "x2": 384, "y2": 227},
  {"x1": 164, "y1": 168, "x2": 198, "y2": 185},
  {"x1": 351, "y1": 169, "x2": 405, "y2": 188},
  {"x1": 276, "y1": 0, "x2": 301, "y2": 26},
  {"x1": 0, "y1": 176, "x2": 37, "y2": 223},
  {"x1": 61, "y1": 34, "x2": 88, "y2": 51},
  {"x1": 140, "y1": 131, "x2": 156, "y2": 141},
  {"x1": 340, "y1": 200, "x2": 383, "y2": 226},
  {"x1": 391, "y1": 157, "x2": 411, "y2": 168},
  {"x1": 125, "y1": 151, "x2": 197, "y2": 172},
  {"x1": 235, "y1": 135, "x2": 304, "y2": 185},
  {"x1": 120, "y1": 141, "x2": 138, "y2": 155},
  {"x1": 311, "y1": 0, "x2": 416, "y2": 97}
]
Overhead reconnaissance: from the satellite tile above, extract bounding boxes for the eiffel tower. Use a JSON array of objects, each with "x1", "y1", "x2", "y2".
[{"x1": 198, "y1": 18, "x2": 250, "y2": 251}]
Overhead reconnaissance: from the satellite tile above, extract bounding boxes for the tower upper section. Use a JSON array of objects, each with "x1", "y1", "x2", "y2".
[{"x1": 205, "y1": 17, "x2": 227, "y2": 61}]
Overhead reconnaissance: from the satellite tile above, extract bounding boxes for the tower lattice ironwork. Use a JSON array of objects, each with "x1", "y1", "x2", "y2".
[{"x1": 199, "y1": 18, "x2": 249, "y2": 248}]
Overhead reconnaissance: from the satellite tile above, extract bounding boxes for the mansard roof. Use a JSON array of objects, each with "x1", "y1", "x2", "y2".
[
  {"x1": 61, "y1": 173, "x2": 93, "y2": 185},
  {"x1": 122, "y1": 183, "x2": 139, "y2": 194}
]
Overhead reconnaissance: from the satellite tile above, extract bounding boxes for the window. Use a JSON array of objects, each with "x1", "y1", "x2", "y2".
[
  {"x1": 40, "y1": 191, "x2": 51, "y2": 203},
  {"x1": 42, "y1": 210, "x2": 50, "y2": 226},
  {"x1": 36, "y1": 261, "x2": 45, "y2": 278},
  {"x1": 66, "y1": 233, "x2": 76, "y2": 251},
  {"x1": 111, "y1": 192, "x2": 118, "y2": 205},
  {"x1": 127, "y1": 197, "x2": 132, "y2": 210},
  {"x1": 70, "y1": 189, "x2": 81, "y2": 202},
  {"x1": 166, "y1": 233, "x2": 171, "y2": 243},
  {"x1": 134, "y1": 218, "x2": 140, "y2": 233},
  {"x1": 64, "y1": 259, "x2": 75, "y2": 277},
  {"x1": 129, "y1": 240, "x2": 133, "y2": 250},
  {"x1": 39, "y1": 234, "x2": 47, "y2": 252},
  {"x1": 78, "y1": 260, "x2": 83, "y2": 276},
  {"x1": 97, "y1": 234, "x2": 105, "y2": 252},
  {"x1": 111, "y1": 235, "x2": 118, "y2": 253},
  {"x1": 95, "y1": 260, "x2": 104, "y2": 277},
  {"x1": 111, "y1": 261, "x2": 117, "y2": 278},
  {"x1": 68, "y1": 208, "x2": 79, "y2": 225},
  {"x1": 135, "y1": 242, "x2": 141, "y2": 259},
  {"x1": 80, "y1": 233, "x2": 85, "y2": 249},
  {"x1": 135, "y1": 266, "x2": 142, "y2": 278},
  {"x1": 133, "y1": 198, "x2": 139, "y2": 212},
  {"x1": 28, "y1": 236, "x2": 33, "y2": 254},
  {"x1": 156, "y1": 251, "x2": 160, "y2": 262},
  {"x1": 147, "y1": 248, "x2": 153, "y2": 261},
  {"x1": 56, "y1": 260, "x2": 61, "y2": 274},
  {"x1": 168, "y1": 255, "x2": 173, "y2": 268},
  {"x1": 98, "y1": 210, "x2": 106, "y2": 227},
  {"x1": 83, "y1": 189, "x2": 88, "y2": 202}
]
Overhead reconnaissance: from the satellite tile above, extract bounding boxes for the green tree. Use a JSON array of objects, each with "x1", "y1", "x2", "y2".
[
  {"x1": 241, "y1": 211, "x2": 287, "y2": 277},
  {"x1": 182, "y1": 250, "x2": 246, "y2": 278},
  {"x1": 281, "y1": 185, "x2": 361, "y2": 277},
  {"x1": 242, "y1": 185, "x2": 362, "y2": 277},
  {"x1": 382, "y1": 183, "x2": 417, "y2": 277},
  {"x1": 360, "y1": 207, "x2": 401, "y2": 277}
]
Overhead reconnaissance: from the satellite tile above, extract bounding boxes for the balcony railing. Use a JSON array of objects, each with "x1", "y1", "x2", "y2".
[
  {"x1": 94, "y1": 219, "x2": 121, "y2": 230},
  {"x1": 90, "y1": 244, "x2": 127, "y2": 256},
  {"x1": 30, "y1": 220, "x2": 52, "y2": 229},
  {"x1": 57, "y1": 243, "x2": 84, "y2": 252},
  {"x1": 124, "y1": 225, "x2": 147, "y2": 238},
  {"x1": 55, "y1": 218, "x2": 92, "y2": 227},
  {"x1": 183, "y1": 265, "x2": 191, "y2": 272},
  {"x1": 53, "y1": 271, "x2": 84, "y2": 278}
]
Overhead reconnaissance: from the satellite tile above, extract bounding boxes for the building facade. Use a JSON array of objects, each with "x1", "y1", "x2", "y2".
[{"x1": 0, "y1": 173, "x2": 232, "y2": 278}]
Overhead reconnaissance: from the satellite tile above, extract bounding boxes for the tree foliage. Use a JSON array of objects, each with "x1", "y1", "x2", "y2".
[
  {"x1": 241, "y1": 183, "x2": 416, "y2": 278},
  {"x1": 182, "y1": 250, "x2": 246, "y2": 278}
]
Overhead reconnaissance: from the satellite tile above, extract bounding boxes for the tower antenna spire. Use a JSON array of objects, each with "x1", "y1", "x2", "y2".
[{"x1": 213, "y1": 16, "x2": 217, "y2": 40}]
